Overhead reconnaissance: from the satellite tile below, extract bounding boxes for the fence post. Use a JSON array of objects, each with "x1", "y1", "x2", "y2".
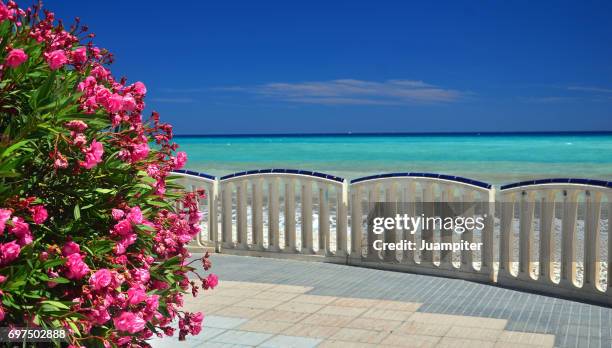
[
  {"x1": 336, "y1": 179, "x2": 349, "y2": 257},
  {"x1": 350, "y1": 186, "x2": 362, "y2": 263},
  {"x1": 211, "y1": 178, "x2": 220, "y2": 252}
]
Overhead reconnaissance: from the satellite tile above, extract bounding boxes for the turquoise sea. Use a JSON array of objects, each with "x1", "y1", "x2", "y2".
[{"x1": 175, "y1": 133, "x2": 612, "y2": 185}]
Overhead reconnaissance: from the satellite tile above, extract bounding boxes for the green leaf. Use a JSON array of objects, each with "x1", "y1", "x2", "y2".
[{"x1": 73, "y1": 204, "x2": 81, "y2": 220}]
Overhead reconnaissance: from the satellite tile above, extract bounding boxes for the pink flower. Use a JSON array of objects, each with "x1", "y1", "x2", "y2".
[
  {"x1": 5, "y1": 49, "x2": 27, "y2": 68},
  {"x1": 89, "y1": 269, "x2": 112, "y2": 290},
  {"x1": 72, "y1": 133, "x2": 87, "y2": 147},
  {"x1": 113, "y1": 219, "x2": 133, "y2": 236},
  {"x1": 0, "y1": 275, "x2": 6, "y2": 283},
  {"x1": 113, "y1": 311, "x2": 146, "y2": 334},
  {"x1": 0, "y1": 241, "x2": 20, "y2": 265},
  {"x1": 122, "y1": 94, "x2": 137, "y2": 111},
  {"x1": 91, "y1": 65, "x2": 109, "y2": 80},
  {"x1": 111, "y1": 209, "x2": 124, "y2": 221},
  {"x1": 72, "y1": 47, "x2": 87, "y2": 64},
  {"x1": 95, "y1": 86, "x2": 111, "y2": 104},
  {"x1": 65, "y1": 120, "x2": 88, "y2": 132},
  {"x1": 31, "y1": 205, "x2": 48, "y2": 224},
  {"x1": 126, "y1": 206, "x2": 143, "y2": 224},
  {"x1": 0, "y1": 2, "x2": 9, "y2": 22},
  {"x1": 89, "y1": 306, "x2": 110, "y2": 325},
  {"x1": 131, "y1": 268, "x2": 150, "y2": 283},
  {"x1": 80, "y1": 140, "x2": 104, "y2": 169},
  {"x1": 9, "y1": 217, "x2": 32, "y2": 245},
  {"x1": 64, "y1": 253, "x2": 90, "y2": 280},
  {"x1": 173, "y1": 151, "x2": 187, "y2": 169},
  {"x1": 53, "y1": 152, "x2": 68, "y2": 169},
  {"x1": 130, "y1": 142, "x2": 149, "y2": 162},
  {"x1": 0, "y1": 209, "x2": 11, "y2": 233},
  {"x1": 62, "y1": 241, "x2": 80, "y2": 256},
  {"x1": 203, "y1": 273, "x2": 219, "y2": 290},
  {"x1": 145, "y1": 294, "x2": 159, "y2": 312},
  {"x1": 133, "y1": 81, "x2": 147, "y2": 95},
  {"x1": 127, "y1": 287, "x2": 147, "y2": 304},
  {"x1": 106, "y1": 94, "x2": 123, "y2": 113},
  {"x1": 44, "y1": 50, "x2": 68, "y2": 70}
]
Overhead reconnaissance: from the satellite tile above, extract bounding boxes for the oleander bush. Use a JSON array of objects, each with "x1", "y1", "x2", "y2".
[{"x1": 0, "y1": 1, "x2": 217, "y2": 346}]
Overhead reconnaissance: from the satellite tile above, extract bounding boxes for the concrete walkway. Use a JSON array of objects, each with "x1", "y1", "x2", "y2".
[{"x1": 151, "y1": 254, "x2": 612, "y2": 348}]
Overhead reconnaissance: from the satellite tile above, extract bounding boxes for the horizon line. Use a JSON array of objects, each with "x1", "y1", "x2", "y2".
[{"x1": 174, "y1": 130, "x2": 612, "y2": 137}]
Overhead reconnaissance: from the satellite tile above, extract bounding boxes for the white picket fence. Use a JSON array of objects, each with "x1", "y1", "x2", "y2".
[{"x1": 173, "y1": 170, "x2": 612, "y2": 306}]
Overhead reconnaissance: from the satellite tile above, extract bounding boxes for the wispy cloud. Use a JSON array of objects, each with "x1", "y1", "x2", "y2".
[
  {"x1": 216, "y1": 79, "x2": 464, "y2": 105},
  {"x1": 519, "y1": 96, "x2": 579, "y2": 104},
  {"x1": 567, "y1": 86, "x2": 612, "y2": 94},
  {"x1": 149, "y1": 97, "x2": 195, "y2": 104}
]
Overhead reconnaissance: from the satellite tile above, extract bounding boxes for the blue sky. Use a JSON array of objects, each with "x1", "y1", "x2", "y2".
[{"x1": 47, "y1": 1, "x2": 612, "y2": 134}]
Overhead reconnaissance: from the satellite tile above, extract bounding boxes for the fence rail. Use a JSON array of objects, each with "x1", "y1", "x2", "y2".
[{"x1": 171, "y1": 169, "x2": 612, "y2": 306}]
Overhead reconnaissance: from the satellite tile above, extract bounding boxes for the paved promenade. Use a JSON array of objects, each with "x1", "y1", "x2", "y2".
[{"x1": 151, "y1": 254, "x2": 612, "y2": 348}]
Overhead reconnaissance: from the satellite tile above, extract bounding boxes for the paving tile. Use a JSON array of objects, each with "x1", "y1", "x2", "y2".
[
  {"x1": 374, "y1": 300, "x2": 422, "y2": 312},
  {"x1": 217, "y1": 281, "x2": 274, "y2": 290},
  {"x1": 329, "y1": 327, "x2": 390, "y2": 344},
  {"x1": 408, "y1": 313, "x2": 507, "y2": 330},
  {"x1": 275, "y1": 302, "x2": 323, "y2": 314},
  {"x1": 199, "y1": 327, "x2": 228, "y2": 341},
  {"x1": 345, "y1": 318, "x2": 402, "y2": 332},
  {"x1": 204, "y1": 316, "x2": 249, "y2": 329},
  {"x1": 197, "y1": 342, "x2": 251, "y2": 348},
  {"x1": 183, "y1": 302, "x2": 226, "y2": 314},
  {"x1": 360, "y1": 308, "x2": 414, "y2": 321},
  {"x1": 395, "y1": 321, "x2": 451, "y2": 337},
  {"x1": 493, "y1": 342, "x2": 548, "y2": 348},
  {"x1": 208, "y1": 329, "x2": 273, "y2": 346},
  {"x1": 284, "y1": 323, "x2": 341, "y2": 338},
  {"x1": 436, "y1": 337, "x2": 495, "y2": 348},
  {"x1": 268, "y1": 284, "x2": 313, "y2": 293},
  {"x1": 317, "y1": 305, "x2": 367, "y2": 317},
  {"x1": 380, "y1": 333, "x2": 440, "y2": 347},
  {"x1": 252, "y1": 291, "x2": 301, "y2": 301},
  {"x1": 259, "y1": 335, "x2": 322, "y2": 348},
  {"x1": 233, "y1": 298, "x2": 284, "y2": 309},
  {"x1": 498, "y1": 331, "x2": 555, "y2": 347},
  {"x1": 150, "y1": 335, "x2": 207, "y2": 348},
  {"x1": 198, "y1": 296, "x2": 244, "y2": 306},
  {"x1": 445, "y1": 326, "x2": 502, "y2": 342},
  {"x1": 332, "y1": 297, "x2": 380, "y2": 308},
  {"x1": 238, "y1": 320, "x2": 293, "y2": 334},
  {"x1": 317, "y1": 340, "x2": 379, "y2": 348},
  {"x1": 291, "y1": 294, "x2": 338, "y2": 305},
  {"x1": 213, "y1": 306, "x2": 265, "y2": 319},
  {"x1": 253, "y1": 310, "x2": 311, "y2": 323},
  {"x1": 301, "y1": 313, "x2": 354, "y2": 327},
  {"x1": 210, "y1": 289, "x2": 263, "y2": 298}
]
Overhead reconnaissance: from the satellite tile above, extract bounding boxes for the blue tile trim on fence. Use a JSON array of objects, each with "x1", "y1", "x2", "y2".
[
  {"x1": 350, "y1": 172, "x2": 492, "y2": 189},
  {"x1": 172, "y1": 169, "x2": 612, "y2": 192},
  {"x1": 171, "y1": 169, "x2": 216, "y2": 180},
  {"x1": 219, "y1": 169, "x2": 344, "y2": 183},
  {"x1": 500, "y1": 178, "x2": 612, "y2": 190}
]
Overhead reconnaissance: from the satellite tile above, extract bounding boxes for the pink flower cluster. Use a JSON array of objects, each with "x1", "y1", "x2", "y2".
[
  {"x1": 1, "y1": 2, "x2": 216, "y2": 346},
  {"x1": 0, "y1": 202, "x2": 48, "y2": 265}
]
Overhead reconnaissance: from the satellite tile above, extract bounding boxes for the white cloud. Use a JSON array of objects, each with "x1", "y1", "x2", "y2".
[
  {"x1": 218, "y1": 79, "x2": 463, "y2": 105},
  {"x1": 567, "y1": 86, "x2": 612, "y2": 94}
]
